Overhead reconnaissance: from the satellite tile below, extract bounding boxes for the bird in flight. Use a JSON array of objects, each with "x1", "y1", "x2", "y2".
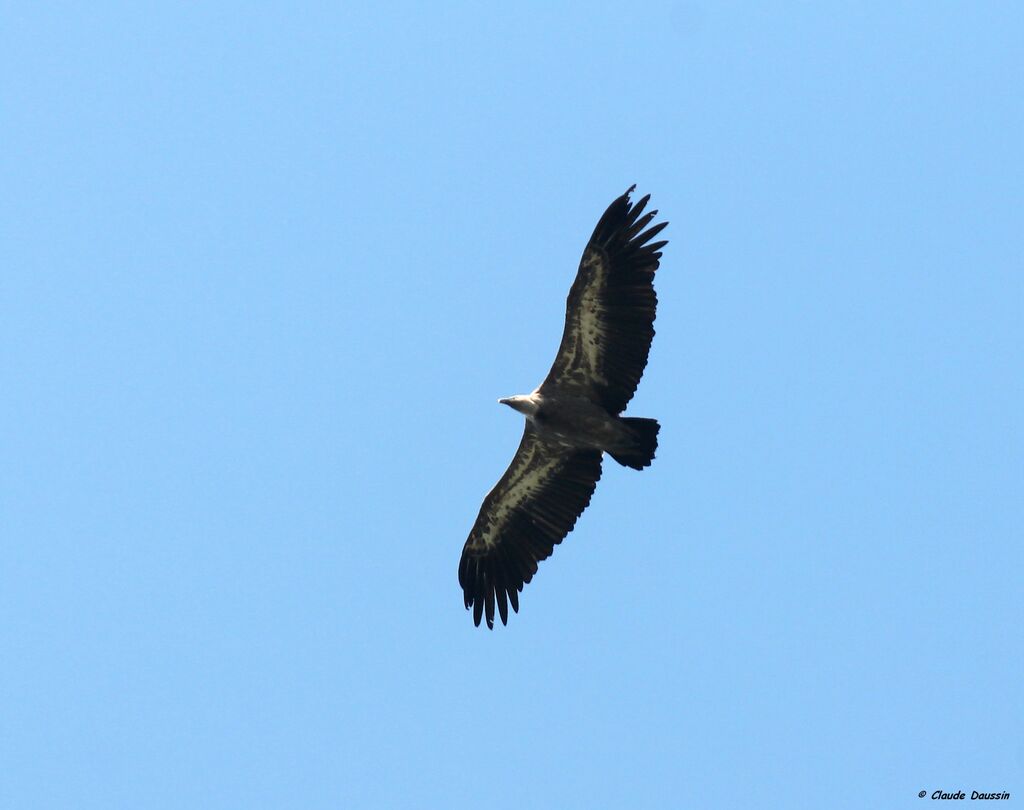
[{"x1": 459, "y1": 186, "x2": 668, "y2": 628}]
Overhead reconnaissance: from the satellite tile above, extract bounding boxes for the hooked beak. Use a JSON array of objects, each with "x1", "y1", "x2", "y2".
[{"x1": 498, "y1": 398, "x2": 512, "y2": 406}]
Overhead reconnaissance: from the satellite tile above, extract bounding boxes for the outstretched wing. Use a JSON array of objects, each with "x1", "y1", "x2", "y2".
[
  {"x1": 541, "y1": 186, "x2": 668, "y2": 415},
  {"x1": 459, "y1": 423, "x2": 603, "y2": 629}
]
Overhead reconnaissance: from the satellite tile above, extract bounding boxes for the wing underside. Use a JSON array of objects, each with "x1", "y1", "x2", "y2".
[
  {"x1": 459, "y1": 424, "x2": 603, "y2": 628},
  {"x1": 542, "y1": 186, "x2": 668, "y2": 414}
]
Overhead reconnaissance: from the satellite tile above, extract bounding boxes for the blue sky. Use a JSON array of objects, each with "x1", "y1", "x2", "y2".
[{"x1": 2, "y1": 3, "x2": 1021, "y2": 808}]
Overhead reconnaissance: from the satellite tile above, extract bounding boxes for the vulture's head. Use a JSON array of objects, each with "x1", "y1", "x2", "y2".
[{"x1": 498, "y1": 395, "x2": 539, "y2": 417}]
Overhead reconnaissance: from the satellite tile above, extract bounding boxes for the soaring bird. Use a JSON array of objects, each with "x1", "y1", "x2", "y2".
[{"x1": 459, "y1": 186, "x2": 668, "y2": 628}]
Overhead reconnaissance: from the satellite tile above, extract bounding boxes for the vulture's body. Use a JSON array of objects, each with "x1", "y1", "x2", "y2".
[{"x1": 459, "y1": 186, "x2": 668, "y2": 628}]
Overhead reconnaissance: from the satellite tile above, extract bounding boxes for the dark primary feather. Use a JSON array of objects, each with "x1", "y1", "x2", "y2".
[
  {"x1": 542, "y1": 185, "x2": 668, "y2": 414},
  {"x1": 459, "y1": 424, "x2": 603, "y2": 629}
]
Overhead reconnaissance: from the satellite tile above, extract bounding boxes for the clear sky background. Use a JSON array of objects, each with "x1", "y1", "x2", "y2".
[{"x1": 2, "y1": 3, "x2": 1021, "y2": 808}]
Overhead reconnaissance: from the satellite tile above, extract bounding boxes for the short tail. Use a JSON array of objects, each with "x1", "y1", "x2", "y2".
[{"x1": 609, "y1": 417, "x2": 660, "y2": 470}]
